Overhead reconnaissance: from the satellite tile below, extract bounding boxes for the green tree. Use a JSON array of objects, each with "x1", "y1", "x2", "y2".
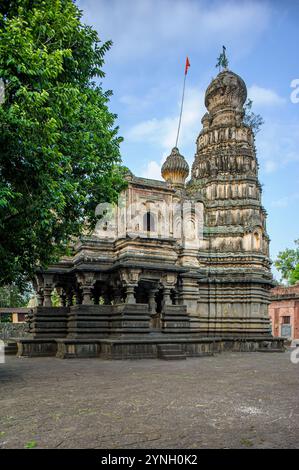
[
  {"x1": 51, "y1": 288, "x2": 61, "y2": 307},
  {"x1": 0, "y1": 0, "x2": 126, "y2": 289},
  {"x1": 0, "y1": 283, "x2": 32, "y2": 307},
  {"x1": 274, "y1": 239, "x2": 299, "y2": 284},
  {"x1": 243, "y1": 99, "x2": 264, "y2": 135},
  {"x1": 289, "y1": 264, "x2": 299, "y2": 285}
]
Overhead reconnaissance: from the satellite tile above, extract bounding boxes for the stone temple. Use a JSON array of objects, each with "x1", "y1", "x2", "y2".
[{"x1": 18, "y1": 68, "x2": 284, "y2": 359}]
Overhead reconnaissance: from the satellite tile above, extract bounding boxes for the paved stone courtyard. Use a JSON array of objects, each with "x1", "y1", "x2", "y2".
[{"x1": 0, "y1": 351, "x2": 298, "y2": 449}]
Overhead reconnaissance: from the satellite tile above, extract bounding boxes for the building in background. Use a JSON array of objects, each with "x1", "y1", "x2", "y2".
[
  {"x1": 0, "y1": 308, "x2": 30, "y2": 323},
  {"x1": 269, "y1": 284, "x2": 299, "y2": 341}
]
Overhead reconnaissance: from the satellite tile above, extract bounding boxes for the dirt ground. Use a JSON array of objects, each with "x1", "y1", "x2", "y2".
[{"x1": 0, "y1": 351, "x2": 298, "y2": 449}]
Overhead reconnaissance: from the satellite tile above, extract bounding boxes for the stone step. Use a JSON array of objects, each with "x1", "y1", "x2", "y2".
[
  {"x1": 158, "y1": 347, "x2": 180, "y2": 353},
  {"x1": 159, "y1": 349, "x2": 184, "y2": 355},
  {"x1": 157, "y1": 344, "x2": 186, "y2": 360},
  {"x1": 157, "y1": 344, "x2": 181, "y2": 351}
]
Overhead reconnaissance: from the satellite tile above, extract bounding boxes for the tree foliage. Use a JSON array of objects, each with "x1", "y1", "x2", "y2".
[
  {"x1": 0, "y1": 283, "x2": 32, "y2": 307},
  {"x1": 289, "y1": 264, "x2": 299, "y2": 285},
  {"x1": 51, "y1": 288, "x2": 61, "y2": 307},
  {"x1": 274, "y1": 239, "x2": 299, "y2": 285},
  {"x1": 0, "y1": 0, "x2": 126, "y2": 288},
  {"x1": 243, "y1": 99, "x2": 264, "y2": 135}
]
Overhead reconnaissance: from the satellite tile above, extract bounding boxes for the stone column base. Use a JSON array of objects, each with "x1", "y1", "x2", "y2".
[
  {"x1": 67, "y1": 305, "x2": 111, "y2": 338},
  {"x1": 56, "y1": 339, "x2": 100, "y2": 358},
  {"x1": 28, "y1": 307, "x2": 69, "y2": 338},
  {"x1": 162, "y1": 305, "x2": 190, "y2": 333},
  {"x1": 110, "y1": 303, "x2": 151, "y2": 335},
  {"x1": 17, "y1": 338, "x2": 57, "y2": 357}
]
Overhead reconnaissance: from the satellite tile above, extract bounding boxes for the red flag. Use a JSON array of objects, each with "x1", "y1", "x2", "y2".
[{"x1": 185, "y1": 56, "x2": 190, "y2": 75}]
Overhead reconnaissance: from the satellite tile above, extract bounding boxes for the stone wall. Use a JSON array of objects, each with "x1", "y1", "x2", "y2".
[
  {"x1": 271, "y1": 284, "x2": 299, "y2": 297},
  {"x1": 0, "y1": 322, "x2": 31, "y2": 341}
]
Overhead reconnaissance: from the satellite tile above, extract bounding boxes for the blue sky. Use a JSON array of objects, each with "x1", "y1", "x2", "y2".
[{"x1": 78, "y1": 0, "x2": 299, "y2": 280}]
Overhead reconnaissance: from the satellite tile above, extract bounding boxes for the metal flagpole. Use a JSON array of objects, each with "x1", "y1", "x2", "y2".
[
  {"x1": 175, "y1": 59, "x2": 189, "y2": 148},
  {"x1": 175, "y1": 74, "x2": 186, "y2": 148}
]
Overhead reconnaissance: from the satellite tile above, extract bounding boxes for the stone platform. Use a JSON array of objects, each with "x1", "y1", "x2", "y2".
[
  {"x1": 17, "y1": 334, "x2": 285, "y2": 359},
  {"x1": 17, "y1": 304, "x2": 285, "y2": 359}
]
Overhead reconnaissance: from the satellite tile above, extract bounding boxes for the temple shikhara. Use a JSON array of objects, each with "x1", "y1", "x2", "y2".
[{"x1": 18, "y1": 67, "x2": 284, "y2": 359}]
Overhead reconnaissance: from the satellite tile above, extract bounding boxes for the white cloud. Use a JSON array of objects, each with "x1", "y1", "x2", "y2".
[
  {"x1": 127, "y1": 87, "x2": 205, "y2": 149},
  {"x1": 256, "y1": 121, "x2": 299, "y2": 174},
  {"x1": 248, "y1": 85, "x2": 285, "y2": 106},
  {"x1": 79, "y1": 0, "x2": 271, "y2": 62},
  {"x1": 264, "y1": 160, "x2": 278, "y2": 173},
  {"x1": 127, "y1": 86, "x2": 204, "y2": 179},
  {"x1": 119, "y1": 86, "x2": 163, "y2": 110},
  {"x1": 128, "y1": 116, "x2": 177, "y2": 149},
  {"x1": 142, "y1": 159, "x2": 164, "y2": 180}
]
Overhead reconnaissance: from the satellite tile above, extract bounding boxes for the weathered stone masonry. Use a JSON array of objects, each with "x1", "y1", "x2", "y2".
[{"x1": 18, "y1": 69, "x2": 284, "y2": 358}]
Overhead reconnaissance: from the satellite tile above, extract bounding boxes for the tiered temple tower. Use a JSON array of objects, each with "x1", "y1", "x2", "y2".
[{"x1": 187, "y1": 70, "x2": 272, "y2": 336}]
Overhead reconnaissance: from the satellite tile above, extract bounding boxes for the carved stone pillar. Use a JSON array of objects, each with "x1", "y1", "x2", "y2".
[
  {"x1": 43, "y1": 288, "x2": 53, "y2": 307},
  {"x1": 120, "y1": 269, "x2": 141, "y2": 305},
  {"x1": 148, "y1": 288, "x2": 158, "y2": 315},
  {"x1": 82, "y1": 285, "x2": 93, "y2": 305},
  {"x1": 162, "y1": 287, "x2": 172, "y2": 307},
  {"x1": 125, "y1": 284, "x2": 136, "y2": 304},
  {"x1": 33, "y1": 275, "x2": 44, "y2": 307},
  {"x1": 161, "y1": 273, "x2": 177, "y2": 311},
  {"x1": 76, "y1": 273, "x2": 96, "y2": 306},
  {"x1": 43, "y1": 275, "x2": 54, "y2": 307}
]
